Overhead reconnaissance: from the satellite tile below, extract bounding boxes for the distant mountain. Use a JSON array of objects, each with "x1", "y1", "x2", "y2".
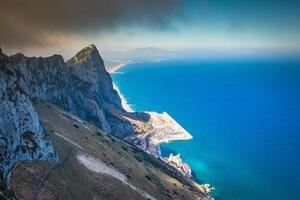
[
  {"x1": 102, "y1": 46, "x2": 256, "y2": 66},
  {"x1": 102, "y1": 47, "x2": 174, "y2": 65},
  {"x1": 127, "y1": 47, "x2": 169, "y2": 55},
  {"x1": 103, "y1": 47, "x2": 300, "y2": 68}
]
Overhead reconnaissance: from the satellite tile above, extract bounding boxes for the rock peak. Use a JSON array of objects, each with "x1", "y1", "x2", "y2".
[
  {"x1": 67, "y1": 44, "x2": 100, "y2": 65},
  {"x1": 88, "y1": 43, "x2": 96, "y2": 49},
  {"x1": 82, "y1": 44, "x2": 97, "y2": 53},
  {"x1": 0, "y1": 47, "x2": 8, "y2": 60}
]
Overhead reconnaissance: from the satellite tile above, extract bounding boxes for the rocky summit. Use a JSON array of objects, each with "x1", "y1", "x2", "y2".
[{"x1": 0, "y1": 45, "x2": 208, "y2": 199}]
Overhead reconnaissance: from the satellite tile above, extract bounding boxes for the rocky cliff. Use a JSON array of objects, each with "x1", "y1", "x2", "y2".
[
  {"x1": 8, "y1": 45, "x2": 122, "y2": 132},
  {"x1": 0, "y1": 49, "x2": 56, "y2": 193},
  {"x1": 5, "y1": 45, "x2": 153, "y2": 140},
  {"x1": 0, "y1": 45, "x2": 192, "y2": 195}
]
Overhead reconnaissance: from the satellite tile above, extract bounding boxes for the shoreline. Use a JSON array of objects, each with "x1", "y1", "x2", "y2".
[
  {"x1": 107, "y1": 63, "x2": 134, "y2": 112},
  {"x1": 107, "y1": 62, "x2": 194, "y2": 149},
  {"x1": 107, "y1": 63, "x2": 213, "y2": 198},
  {"x1": 112, "y1": 82, "x2": 134, "y2": 112},
  {"x1": 107, "y1": 63, "x2": 194, "y2": 147},
  {"x1": 107, "y1": 63, "x2": 193, "y2": 154}
]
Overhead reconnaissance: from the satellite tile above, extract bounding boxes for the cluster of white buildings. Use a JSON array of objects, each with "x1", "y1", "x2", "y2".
[{"x1": 163, "y1": 153, "x2": 192, "y2": 177}]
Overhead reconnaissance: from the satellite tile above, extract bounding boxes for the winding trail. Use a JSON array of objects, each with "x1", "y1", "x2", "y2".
[{"x1": 30, "y1": 148, "x2": 72, "y2": 200}]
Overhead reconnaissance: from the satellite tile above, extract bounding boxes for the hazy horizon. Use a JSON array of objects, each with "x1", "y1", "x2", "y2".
[{"x1": 1, "y1": 0, "x2": 300, "y2": 58}]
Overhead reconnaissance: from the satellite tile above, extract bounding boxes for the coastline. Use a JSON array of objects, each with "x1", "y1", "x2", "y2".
[
  {"x1": 107, "y1": 63, "x2": 193, "y2": 153},
  {"x1": 112, "y1": 83, "x2": 134, "y2": 112},
  {"x1": 107, "y1": 63, "x2": 213, "y2": 198},
  {"x1": 107, "y1": 63, "x2": 193, "y2": 147},
  {"x1": 107, "y1": 63, "x2": 134, "y2": 112}
]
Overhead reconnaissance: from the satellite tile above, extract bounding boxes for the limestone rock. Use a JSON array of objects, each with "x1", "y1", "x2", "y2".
[{"x1": 0, "y1": 52, "x2": 56, "y2": 187}]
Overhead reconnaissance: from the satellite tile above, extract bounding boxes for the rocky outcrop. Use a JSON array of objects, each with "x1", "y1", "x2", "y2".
[
  {"x1": 5, "y1": 45, "x2": 146, "y2": 139},
  {"x1": 0, "y1": 49, "x2": 56, "y2": 189},
  {"x1": 8, "y1": 46, "x2": 113, "y2": 131}
]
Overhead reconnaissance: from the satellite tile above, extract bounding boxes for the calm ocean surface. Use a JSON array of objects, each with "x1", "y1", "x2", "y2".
[{"x1": 112, "y1": 59, "x2": 300, "y2": 200}]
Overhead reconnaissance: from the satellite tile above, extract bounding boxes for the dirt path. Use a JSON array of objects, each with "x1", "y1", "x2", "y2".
[{"x1": 30, "y1": 148, "x2": 72, "y2": 200}]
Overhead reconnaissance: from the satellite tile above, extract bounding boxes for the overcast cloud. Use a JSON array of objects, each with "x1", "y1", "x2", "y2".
[{"x1": 0, "y1": 0, "x2": 184, "y2": 48}]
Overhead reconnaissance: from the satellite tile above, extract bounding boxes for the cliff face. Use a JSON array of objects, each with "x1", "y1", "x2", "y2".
[
  {"x1": 7, "y1": 45, "x2": 126, "y2": 133},
  {"x1": 0, "y1": 49, "x2": 56, "y2": 188},
  {"x1": 0, "y1": 46, "x2": 146, "y2": 183},
  {"x1": 0, "y1": 45, "x2": 191, "y2": 191}
]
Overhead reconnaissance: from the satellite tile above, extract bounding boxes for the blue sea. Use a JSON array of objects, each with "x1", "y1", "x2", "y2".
[{"x1": 112, "y1": 58, "x2": 300, "y2": 200}]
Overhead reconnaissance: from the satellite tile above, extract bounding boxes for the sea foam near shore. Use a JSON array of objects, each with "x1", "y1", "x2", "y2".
[
  {"x1": 112, "y1": 82, "x2": 134, "y2": 112},
  {"x1": 107, "y1": 63, "x2": 134, "y2": 112}
]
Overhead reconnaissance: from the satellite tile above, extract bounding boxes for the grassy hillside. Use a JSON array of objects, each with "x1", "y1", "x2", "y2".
[{"x1": 10, "y1": 102, "x2": 210, "y2": 200}]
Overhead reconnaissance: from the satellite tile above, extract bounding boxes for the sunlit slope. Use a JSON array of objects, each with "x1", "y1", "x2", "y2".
[{"x1": 10, "y1": 102, "x2": 210, "y2": 200}]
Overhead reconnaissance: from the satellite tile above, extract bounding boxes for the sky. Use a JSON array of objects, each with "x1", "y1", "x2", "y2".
[{"x1": 0, "y1": 0, "x2": 300, "y2": 57}]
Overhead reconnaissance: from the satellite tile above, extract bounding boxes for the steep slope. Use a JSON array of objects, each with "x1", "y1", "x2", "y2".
[
  {"x1": 7, "y1": 45, "x2": 124, "y2": 133},
  {"x1": 10, "y1": 103, "x2": 210, "y2": 200}
]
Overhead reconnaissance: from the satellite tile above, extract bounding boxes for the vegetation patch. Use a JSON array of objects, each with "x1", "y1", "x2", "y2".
[
  {"x1": 95, "y1": 131, "x2": 102, "y2": 136},
  {"x1": 73, "y1": 124, "x2": 80, "y2": 129}
]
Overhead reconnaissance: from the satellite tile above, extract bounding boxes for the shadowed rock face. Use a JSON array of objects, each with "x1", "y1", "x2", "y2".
[
  {"x1": 68, "y1": 45, "x2": 122, "y2": 108},
  {"x1": 0, "y1": 51, "x2": 57, "y2": 189},
  {"x1": 6, "y1": 45, "x2": 145, "y2": 137},
  {"x1": 7, "y1": 46, "x2": 116, "y2": 129}
]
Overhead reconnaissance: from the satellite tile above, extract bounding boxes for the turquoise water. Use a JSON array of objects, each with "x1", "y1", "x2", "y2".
[{"x1": 112, "y1": 59, "x2": 300, "y2": 200}]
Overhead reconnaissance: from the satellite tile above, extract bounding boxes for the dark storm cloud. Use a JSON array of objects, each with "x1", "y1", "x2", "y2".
[{"x1": 0, "y1": 0, "x2": 184, "y2": 47}]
